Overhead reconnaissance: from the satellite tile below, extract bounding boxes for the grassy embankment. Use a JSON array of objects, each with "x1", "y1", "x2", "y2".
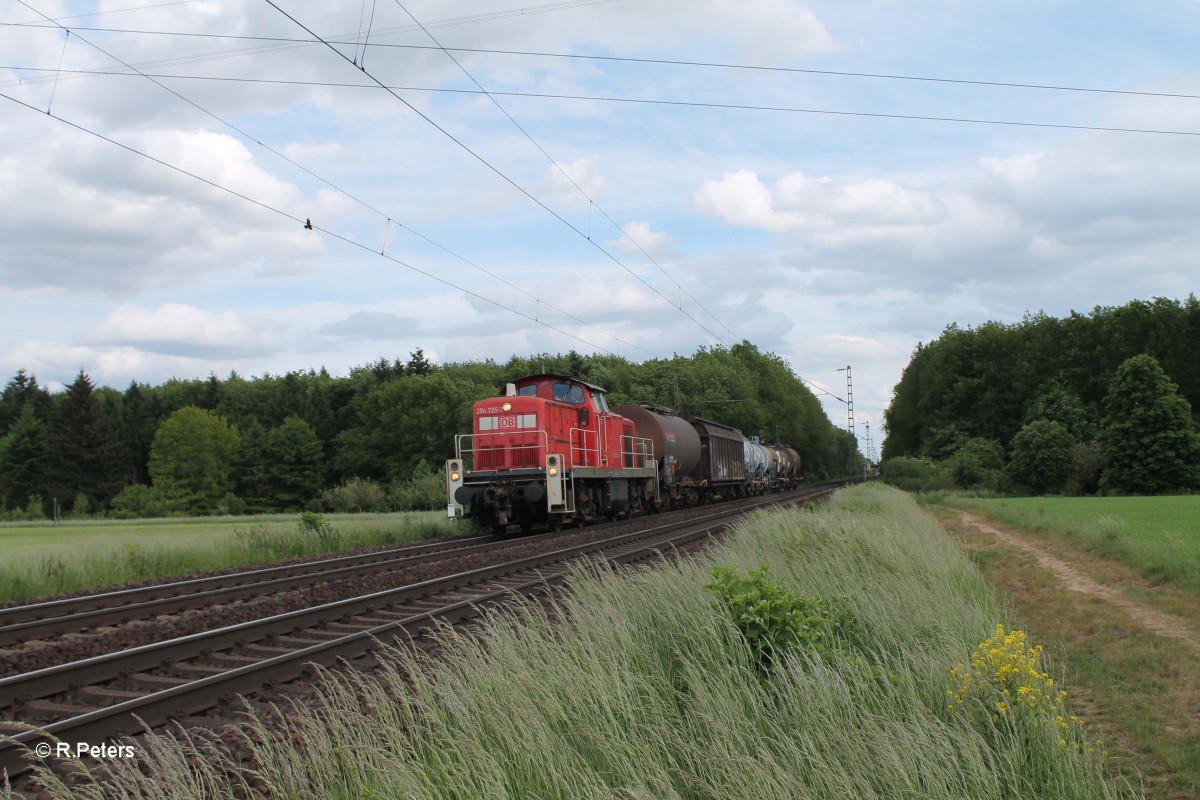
[
  {"x1": 0, "y1": 512, "x2": 460, "y2": 604},
  {"x1": 14, "y1": 484, "x2": 1135, "y2": 799},
  {"x1": 928, "y1": 495, "x2": 1200, "y2": 800}
]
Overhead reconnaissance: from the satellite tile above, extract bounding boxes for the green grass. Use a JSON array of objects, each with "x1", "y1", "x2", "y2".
[
  {"x1": 12, "y1": 484, "x2": 1138, "y2": 799},
  {"x1": 0, "y1": 512, "x2": 464, "y2": 604},
  {"x1": 938, "y1": 495, "x2": 1200, "y2": 593}
]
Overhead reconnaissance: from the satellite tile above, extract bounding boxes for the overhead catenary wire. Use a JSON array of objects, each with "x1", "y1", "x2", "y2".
[
  {"x1": 15, "y1": 0, "x2": 206, "y2": 24},
  {"x1": 7, "y1": 21, "x2": 1200, "y2": 103},
  {"x1": 10, "y1": 0, "x2": 652, "y2": 359},
  {"x1": 0, "y1": 88, "x2": 629, "y2": 358},
  {"x1": 389, "y1": 0, "x2": 737, "y2": 344},
  {"x1": 8, "y1": 65, "x2": 1200, "y2": 139},
  {"x1": 796, "y1": 375, "x2": 846, "y2": 404},
  {"x1": 5, "y1": 0, "x2": 627, "y2": 76},
  {"x1": 260, "y1": 0, "x2": 730, "y2": 346}
]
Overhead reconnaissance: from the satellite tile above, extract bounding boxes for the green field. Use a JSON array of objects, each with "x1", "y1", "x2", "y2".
[
  {"x1": 16, "y1": 485, "x2": 1133, "y2": 800},
  {"x1": 939, "y1": 495, "x2": 1200, "y2": 593},
  {"x1": 0, "y1": 512, "x2": 462, "y2": 603}
]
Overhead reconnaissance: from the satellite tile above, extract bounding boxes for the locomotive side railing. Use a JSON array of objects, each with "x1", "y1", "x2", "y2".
[
  {"x1": 624, "y1": 436, "x2": 656, "y2": 469},
  {"x1": 456, "y1": 429, "x2": 656, "y2": 475},
  {"x1": 568, "y1": 426, "x2": 600, "y2": 467}
]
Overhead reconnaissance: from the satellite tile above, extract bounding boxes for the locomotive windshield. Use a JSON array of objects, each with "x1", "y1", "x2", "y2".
[{"x1": 552, "y1": 382, "x2": 586, "y2": 404}]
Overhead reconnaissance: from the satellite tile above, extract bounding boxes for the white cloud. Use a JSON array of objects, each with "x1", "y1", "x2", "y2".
[
  {"x1": 89, "y1": 303, "x2": 283, "y2": 359},
  {"x1": 2, "y1": 1, "x2": 1198, "y2": 457},
  {"x1": 318, "y1": 311, "x2": 421, "y2": 340},
  {"x1": 694, "y1": 169, "x2": 949, "y2": 234},
  {"x1": 609, "y1": 221, "x2": 677, "y2": 258},
  {"x1": 538, "y1": 155, "x2": 607, "y2": 207},
  {"x1": 0, "y1": 124, "x2": 331, "y2": 293}
]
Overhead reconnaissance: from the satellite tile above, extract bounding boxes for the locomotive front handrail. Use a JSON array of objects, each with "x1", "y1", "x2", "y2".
[{"x1": 454, "y1": 430, "x2": 550, "y2": 471}]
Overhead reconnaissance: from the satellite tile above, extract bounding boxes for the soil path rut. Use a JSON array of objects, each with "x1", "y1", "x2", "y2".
[{"x1": 956, "y1": 510, "x2": 1200, "y2": 656}]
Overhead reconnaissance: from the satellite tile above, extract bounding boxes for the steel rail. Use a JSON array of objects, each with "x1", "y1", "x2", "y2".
[
  {"x1": 0, "y1": 487, "x2": 837, "y2": 778},
  {"x1": 0, "y1": 532, "x2": 504, "y2": 646},
  {"x1": 0, "y1": 491, "x2": 819, "y2": 708}
]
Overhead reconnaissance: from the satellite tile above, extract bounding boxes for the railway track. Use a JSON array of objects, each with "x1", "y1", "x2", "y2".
[
  {"x1": 0, "y1": 531, "x2": 502, "y2": 647},
  {"x1": 0, "y1": 485, "x2": 837, "y2": 779}
]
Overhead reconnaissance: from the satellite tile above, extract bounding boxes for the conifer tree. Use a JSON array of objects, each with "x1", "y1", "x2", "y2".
[
  {"x1": 405, "y1": 348, "x2": 433, "y2": 375},
  {"x1": 0, "y1": 369, "x2": 52, "y2": 437},
  {"x1": 0, "y1": 406, "x2": 49, "y2": 511},
  {"x1": 48, "y1": 371, "x2": 125, "y2": 508}
]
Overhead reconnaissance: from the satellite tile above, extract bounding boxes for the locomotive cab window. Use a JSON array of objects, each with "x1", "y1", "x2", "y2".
[
  {"x1": 594, "y1": 393, "x2": 609, "y2": 413},
  {"x1": 517, "y1": 385, "x2": 538, "y2": 397},
  {"x1": 553, "y1": 382, "x2": 585, "y2": 404}
]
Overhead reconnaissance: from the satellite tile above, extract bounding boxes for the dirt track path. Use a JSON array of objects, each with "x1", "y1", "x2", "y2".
[{"x1": 956, "y1": 510, "x2": 1200, "y2": 656}]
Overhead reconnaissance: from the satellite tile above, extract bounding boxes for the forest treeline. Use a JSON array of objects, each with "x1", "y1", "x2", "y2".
[
  {"x1": 882, "y1": 296, "x2": 1200, "y2": 495},
  {"x1": 0, "y1": 341, "x2": 855, "y2": 519}
]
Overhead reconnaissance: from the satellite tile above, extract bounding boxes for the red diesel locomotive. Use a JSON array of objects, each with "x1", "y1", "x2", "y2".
[
  {"x1": 447, "y1": 373, "x2": 805, "y2": 533},
  {"x1": 445, "y1": 374, "x2": 660, "y2": 532}
]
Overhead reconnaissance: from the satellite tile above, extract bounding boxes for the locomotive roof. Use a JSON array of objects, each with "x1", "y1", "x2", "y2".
[{"x1": 514, "y1": 373, "x2": 609, "y2": 394}]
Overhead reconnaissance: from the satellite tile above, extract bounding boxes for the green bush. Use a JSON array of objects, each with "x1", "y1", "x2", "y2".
[
  {"x1": 69, "y1": 493, "x2": 91, "y2": 518},
  {"x1": 25, "y1": 493, "x2": 46, "y2": 520},
  {"x1": 881, "y1": 456, "x2": 956, "y2": 493},
  {"x1": 390, "y1": 460, "x2": 445, "y2": 511},
  {"x1": 109, "y1": 484, "x2": 186, "y2": 519},
  {"x1": 321, "y1": 477, "x2": 387, "y2": 513},
  {"x1": 215, "y1": 492, "x2": 248, "y2": 516},
  {"x1": 947, "y1": 438, "x2": 1004, "y2": 491},
  {"x1": 299, "y1": 511, "x2": 340, "y2": 550},
  {"x1": 706, "y1": 564, "x2": 856, "y2": 671}
]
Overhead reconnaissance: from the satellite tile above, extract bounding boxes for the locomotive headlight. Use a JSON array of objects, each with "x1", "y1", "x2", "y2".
[
  {"x1": 548, "y1": 466, "x2": 559, "y2": 477},
  {"x1": 502, "y1": 402, "x2": 512, "y2": 412},
  {"x1": 450, "y1": 471, "x2": 461, "y2": 482}
]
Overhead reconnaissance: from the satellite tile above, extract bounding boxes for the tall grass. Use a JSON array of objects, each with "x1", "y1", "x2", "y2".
[
  {"x1": 0, "y1": 512, "x2": 462, "y2": 604},
  {"x1": 8, "y1": 485, "x2": 1138, "y2": 799}
]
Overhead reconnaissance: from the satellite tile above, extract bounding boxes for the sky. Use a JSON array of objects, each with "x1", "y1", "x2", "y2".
[{"x1": 2, "y1": 0, "x2": 1198, "y2": 459}]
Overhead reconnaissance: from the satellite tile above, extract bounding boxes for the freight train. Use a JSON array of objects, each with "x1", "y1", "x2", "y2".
[{"x1": 445, "y1": 374, "x2": 802, "y2": 533}]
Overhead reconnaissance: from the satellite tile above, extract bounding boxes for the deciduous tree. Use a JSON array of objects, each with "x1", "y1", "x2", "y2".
[
  {"x1": 266, "y1": 415, "x2": 325, "y2": 509},
  {"x1": 149, "y1": 407, "x2": 241, "y2": 513},
  {"x1": 948, "y1": 438, "x2": 1005, "y2": 490},
  {"x1": 1006, "y1": 420, "x2": 1076, "y2": 495},
  {"x1": 1099, "y1": 354, "x2": 1200, "y2": 494}
]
